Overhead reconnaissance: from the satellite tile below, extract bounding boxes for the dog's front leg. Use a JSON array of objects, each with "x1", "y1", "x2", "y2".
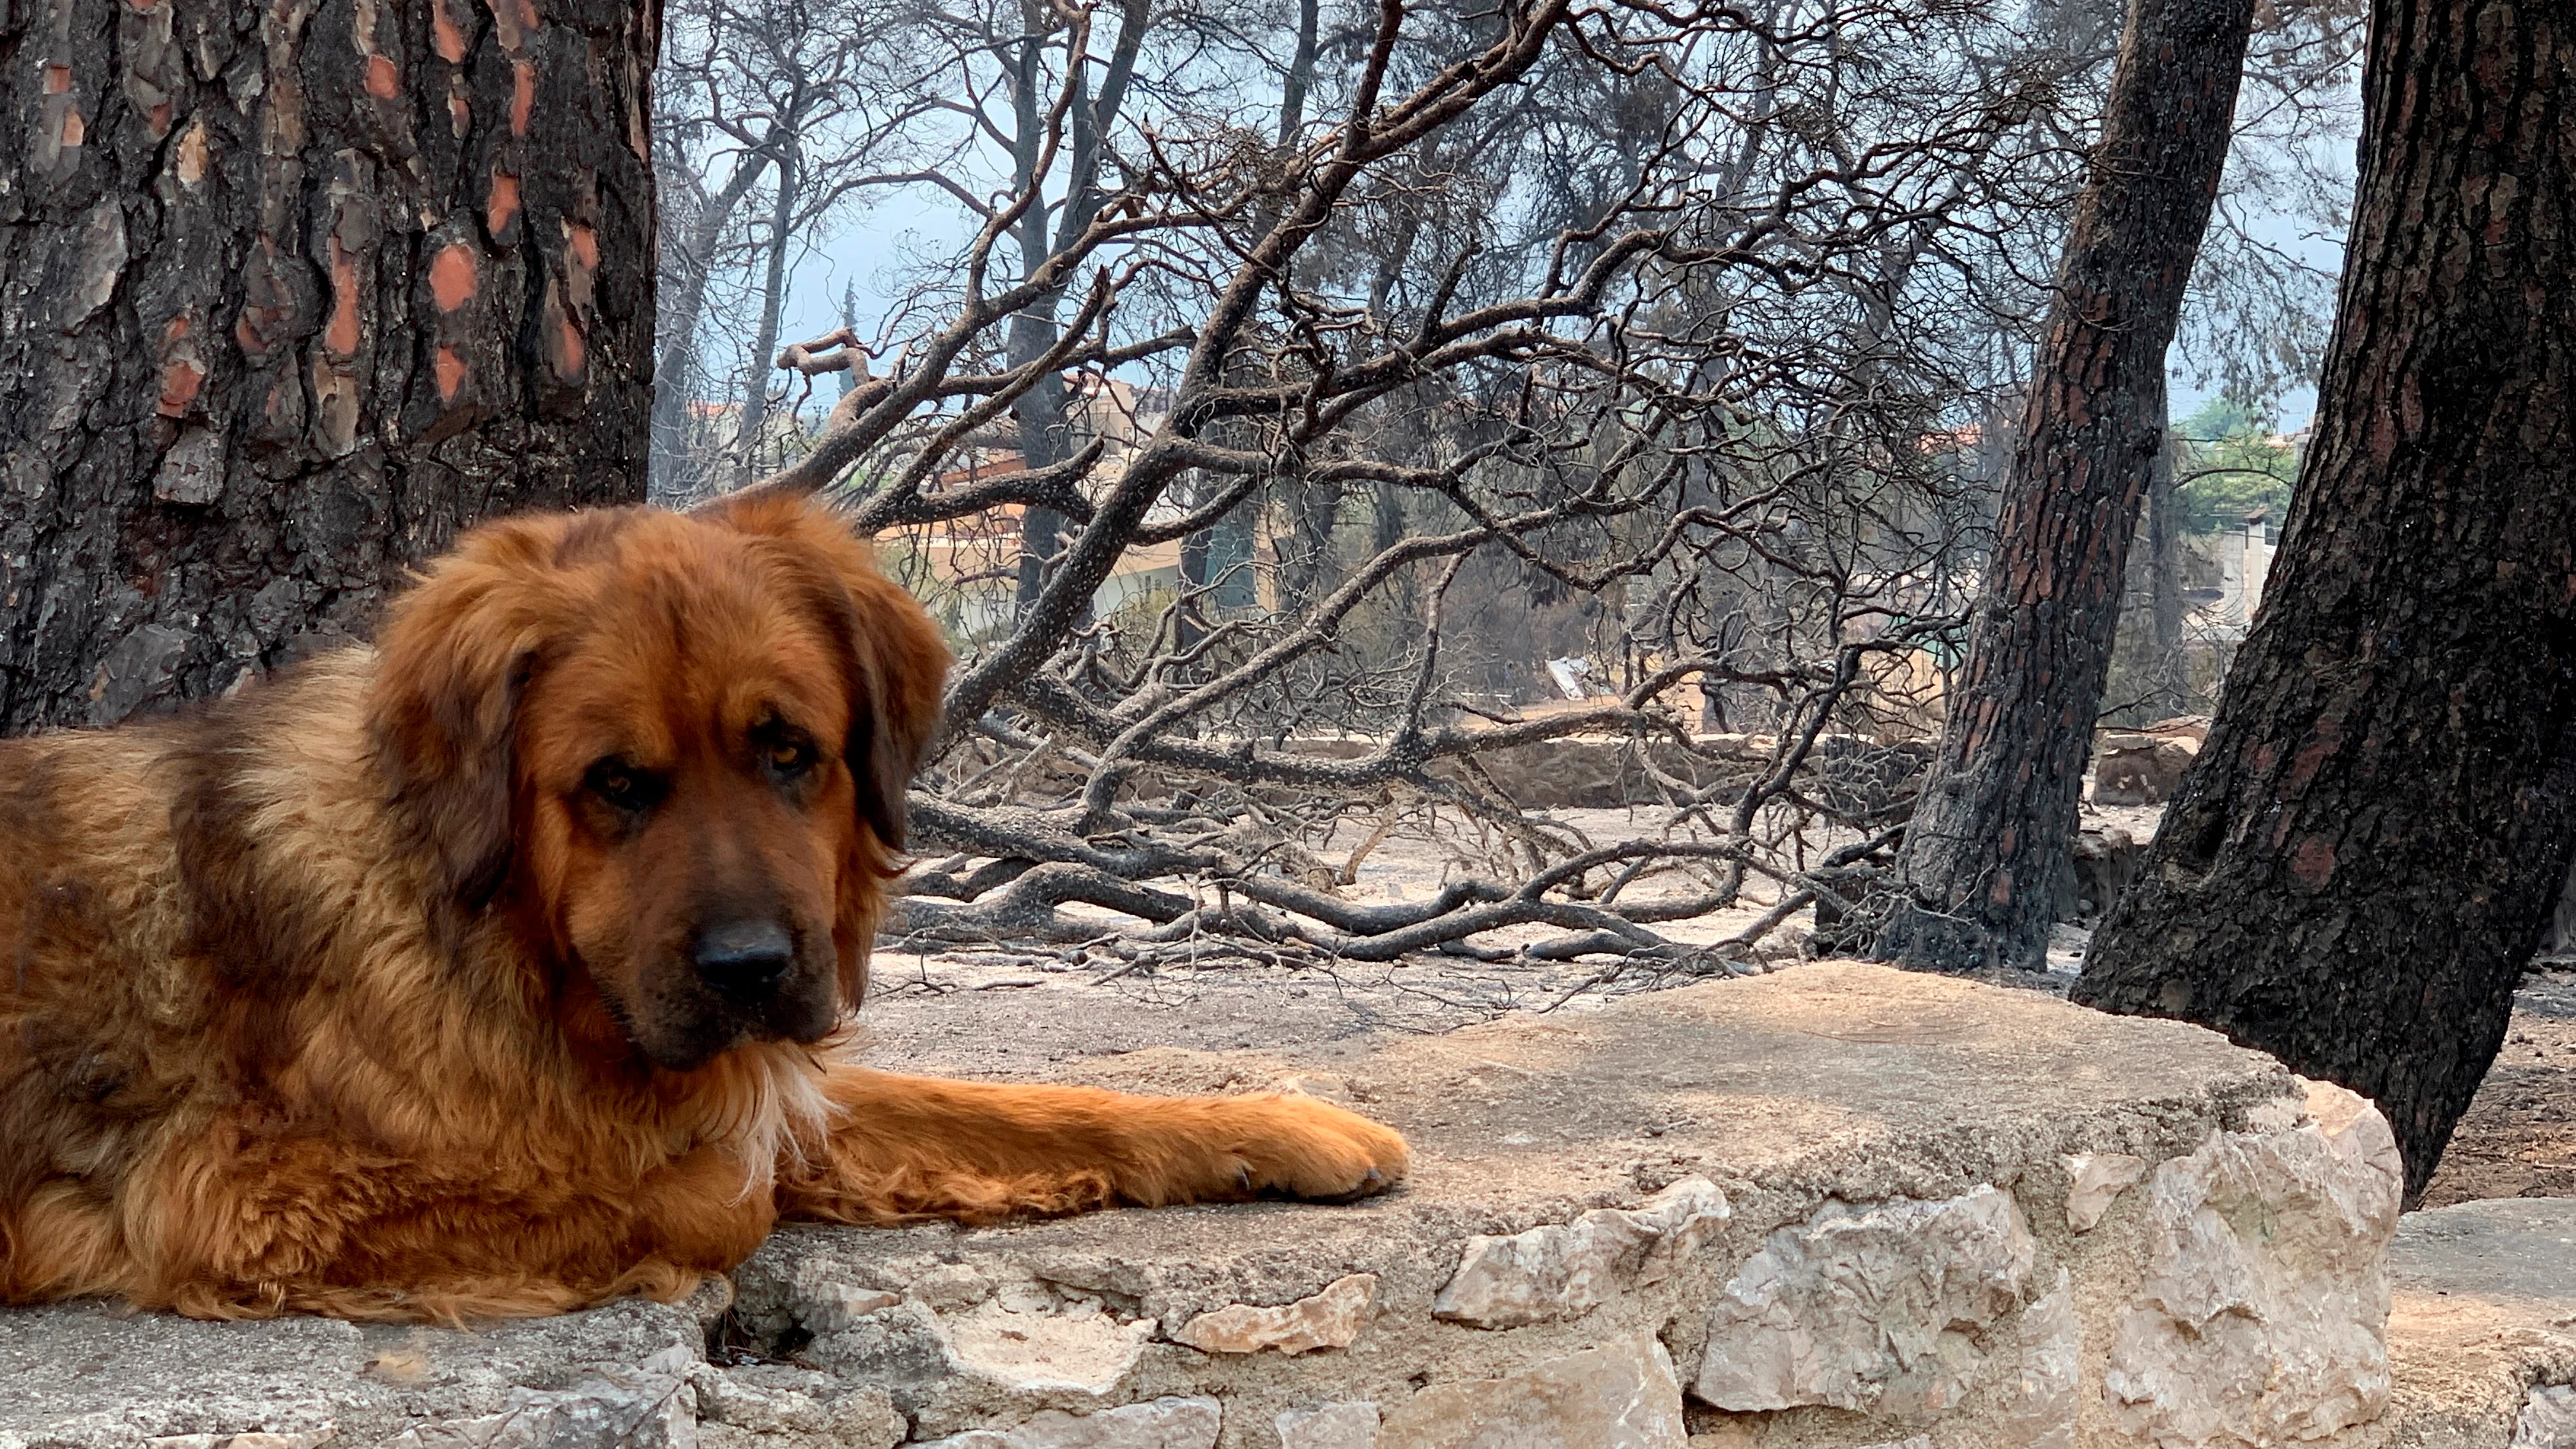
[{"x1": 774, "y1": 1067, "x2": 1409, "y2": 1225}]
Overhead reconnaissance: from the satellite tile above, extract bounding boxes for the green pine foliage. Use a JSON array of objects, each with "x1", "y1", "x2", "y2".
[{"x1": 2174, "y1": 396, "x2": 2299, "y2": 535}]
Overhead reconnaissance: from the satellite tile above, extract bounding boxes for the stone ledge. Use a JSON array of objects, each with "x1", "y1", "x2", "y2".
[{"x1": 0, "y1": 963, "x2": 2458, "y2": 1448}]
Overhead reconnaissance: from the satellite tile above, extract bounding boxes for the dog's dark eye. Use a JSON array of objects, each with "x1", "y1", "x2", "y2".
[
  {"x1": 764, "y1": 737, "x2": 816, "y2": 779},
  {"x1": 585, "y1": 758, "x2": 660, "y2": 813}
]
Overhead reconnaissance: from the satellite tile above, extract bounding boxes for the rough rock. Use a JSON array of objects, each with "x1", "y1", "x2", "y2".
[
  {"x1": 911, "y1": 1396, "x2": 1220, "y2": 1449},
  {"x1": 2069, "y1": 825, "x2": 2147, "y2": 921},
  {"x1": 2103, "y1": 1080, "x2": 2404, "y2": 1448},
  {"x1": 382, "y1": 1348, "x2": 696, "y2": 1447},
  {"x1": 1432, "y1": 1179, "x2": 1728, "y2": 1329},
  {"x1": 1692, "y1": 1183, "x2": 2035, "y2": 1420},
  {"x1": 939, "y1": 1298, "x2": 1160, "y2": 1395},
  {"x1": 1170, "y1": 1273, "x2": 1376, "y2": 1356},
  {"x1": 1377, "y1": 1333, "x2": 1685, "y2": 1449},
  {"x1": 1275, "y1": 1402, "x2": 1381, "y2": 1449},
  {"x1": 2091, "y1": 721, "x2": 2204, "y2": 806},
  {"x1": 689, "y1": 1367, "x2": 905, "y2": 1448},
  {"x1": 2064, "y1": 1151, "x2": 2149, "y2": 1231},
  {"x1": 2517, "y1": 1387, "x2": 2576, "y2": 1448},
  {"x1": 2000, "y1": 1271, "x2": 2079, "y2": 1449},
  {"x1": 10, "y1": 963, "x2": 2432, "y2": 1449},
  {"x1": 0, "y1": 1299, "x2": 703, "y2": 1449},
  {"x1": 144, "y1": 1436, "x2": 335, "y2": 1449}
]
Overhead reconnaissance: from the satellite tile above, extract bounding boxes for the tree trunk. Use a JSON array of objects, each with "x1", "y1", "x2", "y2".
[
  {"x1": 1870, "y1": 0, "x2": 2258, "y2": 971},
  {"x1": 734, "y1": 131, "x2": 799, "y2": 486},
  {"x1": 2147, "y1": 429, "x2": 2187, "y2": 715},
  {"x1": 651, "y1": 136, "x2": 774, "y2": 502},
  {"x1": 2073, "y1": 0, "x2": 2576, "y2": 1204},
  {"x1": 0, "y1": 0, "x2": 651, "y2": 730}
]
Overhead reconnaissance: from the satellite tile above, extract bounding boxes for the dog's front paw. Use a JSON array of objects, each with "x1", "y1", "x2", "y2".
[{"x1": 1204, "y1": 1094, "x2": 1410, "y2": 1204}]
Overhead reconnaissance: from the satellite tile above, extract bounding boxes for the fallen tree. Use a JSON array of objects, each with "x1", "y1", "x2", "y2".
[{"x1": 728, "y1": 0, "x2": 2122, "y2": 970}]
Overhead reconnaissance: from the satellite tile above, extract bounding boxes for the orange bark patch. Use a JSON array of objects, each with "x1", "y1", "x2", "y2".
[
  {"x1": 555, "y1": 314, "x2": 585, "y2": 379},
  {"x1": 2285, "y1": 716, "x2": 2343, "y2": 793},
  {"x1": 567, "y1": 222, "x2": 597, "y2": 272},
  {"x1": 174, "y1": 121, "x2": 208, "y2": 184},
  {"x1": 486, "y1": 172, "x2": 520, "y2": 237},
  {"x1": 484, "y1": 0, "x2": 539, "y2": 52},
  {"x1": 366, "y1": 55, "x2": 400, "y2": 98},
  {"x1": 429, "y1": 244, "x2": 479, "y2": 311},
  {"x1": 434, "y1": 345, "x2": 468, "y2": 402},
  {"x1": 44, "y1": 65, "x2": 70, "y2": 94},
  {"x1": 448, "y1": 81, "x2": 471, "y2": 137},
  {"x1": 157, "y1": 359, "x2": 204, "y2": 416},
  {"x1": 61, "y1": 110, "x2": 85, "y2": 147},
  {"x1": 148, "y1": 101, "x2": 171, "y2": 135},
  {"x1": 432, "y1": 0, "x2": 469, "y2": 61},
  {"x1": 510, "y1": 61, "x2": 535, "y2": 134},
  {"x1": 2288, "y1": 834, "x2": 2337, "y2": 889},
  {"x1": 325, "y1": 241, "x2": 362, "y2": 355}
]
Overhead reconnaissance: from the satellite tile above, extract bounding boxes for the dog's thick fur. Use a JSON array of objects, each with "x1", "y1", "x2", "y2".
[{"x1": 0, "y1": 493, "x2": 1407, "y2": 1321}]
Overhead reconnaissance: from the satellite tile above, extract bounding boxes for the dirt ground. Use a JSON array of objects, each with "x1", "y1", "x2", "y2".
[
  {"x1": 868, "y1": 800, "x2": 2571, "y2": 1209},
  {"x1": 2421, "y1": 969, "x2": 2576, "y2": 1208}
]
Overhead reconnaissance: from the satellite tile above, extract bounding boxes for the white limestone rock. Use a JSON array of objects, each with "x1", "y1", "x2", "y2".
[
  {"x1": 2515, "y1": 1385, "x2": 2576, "y2": 1448},
  {"x1": 1171, "y1": 1273, "x2": 1376, "y2": 1356},
  {"x1": 689, "y1": 1366, "x2": 903, "y2": 1448},
  {"x1": 2101, "y1": 1080, "x2": 2402, "y2": 1448},
  {"x1": 800, "y1": 1271, "x2": 1156, "y2": 1400},
  {"x1": 1275, "y1": 1401, "x2": 1381, "y2": 1449},
  {"x1": 385, "y1": 1349, "x2": 698, "y2": 1447},
  {"x1": 146, "y1": 1437, "x2": 336, "y2": 1449},
  {"x1": 912, "y1": 1396, "x2": 1222, "y2": 1449},
  {"x1": 2000, "y1": 1270, "x2": 2079, "y2": 1449},
  {"x1": 1379, "y1": 1332, "x2": 1685, "y2": 1449},
  {"x1": 1692, "y1": 1183, "x2": 2035, "y2": 1421},
  {"x1": 938, "y1": 1297, "x2": 1160, "y2": 1395},
  {"x1": 2063, "y1": 1151, "x2": 2148, "y2": 1232},
  {"x1": 1432, "y1": 1177, "x2": 1729, "y2": 1329}
]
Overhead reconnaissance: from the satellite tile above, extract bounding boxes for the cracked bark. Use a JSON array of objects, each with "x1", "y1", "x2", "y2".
[
  {"x1": 0, "y1": 0, "x2": 652, "y2": 728},
  {"x1": 2075, "y1": 0, "x2": 2576, "y2": 1203},
  {"x1": 1871, "y1": 0, "x2": 2258, "y2": 970}
]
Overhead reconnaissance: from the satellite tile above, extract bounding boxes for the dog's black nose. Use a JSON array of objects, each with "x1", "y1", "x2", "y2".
[{"x1": 694, "y1": 920, "x2": 795, "y2": 996}]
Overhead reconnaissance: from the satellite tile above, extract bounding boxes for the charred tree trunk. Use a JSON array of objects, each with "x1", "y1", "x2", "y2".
[
  {"x1": 0, "y1": 0, "x2": 652, "y2": 730},
  {"x1": 651, "y1": 134, "x2": 774, "y2": 502},
  {"x1": 1870, "y1": 0, "x2": 2257, "y2": 970},
  {"x1": 733, "y1": 129, "x2": 799, "y2": 486},
  {"x1": 2147, "y1": 430, "x2": 2187, "y2": 715},
  {"x1": 2074, "y1": 0, "x2": 2576, "y2": 1203}
]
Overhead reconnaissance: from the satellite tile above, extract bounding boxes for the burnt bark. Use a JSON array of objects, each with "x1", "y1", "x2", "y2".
[
  {"x1": 732, "y1": 127, "x2": 798, "y2": 486},
  {"x1": 0, "y1": 0, "x2": 652, "y2": 729},
  {"x1": 2074, "y1": 0, "x2": 2576, "y2": 1202},
  {"x1": 2147, "y1": 430, "x2": 2186, "y2": 715},
  {"x1": 650, "y1": 129, "x2": 774, "y2": 500},
  {"x1": 1871, "y1": 0, "x2": 2258, "y2": 970}
]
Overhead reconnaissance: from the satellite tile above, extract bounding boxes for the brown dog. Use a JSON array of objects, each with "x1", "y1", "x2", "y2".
[{"x1": 0, "y1": 491, "x2": 1407, "y2": 1321}]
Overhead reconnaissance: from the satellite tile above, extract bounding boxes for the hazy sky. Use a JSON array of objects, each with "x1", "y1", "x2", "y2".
[{"x1": 746, "y1": 61, "x2": 2363, "y2": 437}]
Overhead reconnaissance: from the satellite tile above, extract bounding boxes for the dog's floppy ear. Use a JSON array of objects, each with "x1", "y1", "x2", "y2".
[
  {"x1": 368, "y1": 518, "x2": 564, "y2": 913},
  {"x1": 707, "y1": 490, "x2": 949, "y2": 852},
  {"x1": 836, "y1": 562, "x2": 949, "y2": 853}
]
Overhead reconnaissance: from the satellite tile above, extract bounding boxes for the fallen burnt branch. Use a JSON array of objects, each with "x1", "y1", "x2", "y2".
[{"x1": 684, "y1": 0, "x2": 2105, "y2": 967}]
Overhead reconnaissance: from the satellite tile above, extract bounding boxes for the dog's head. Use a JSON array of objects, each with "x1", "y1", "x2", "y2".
[{"x1": 367, "y1": 493, "x2": 948, "y2": 1071}]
